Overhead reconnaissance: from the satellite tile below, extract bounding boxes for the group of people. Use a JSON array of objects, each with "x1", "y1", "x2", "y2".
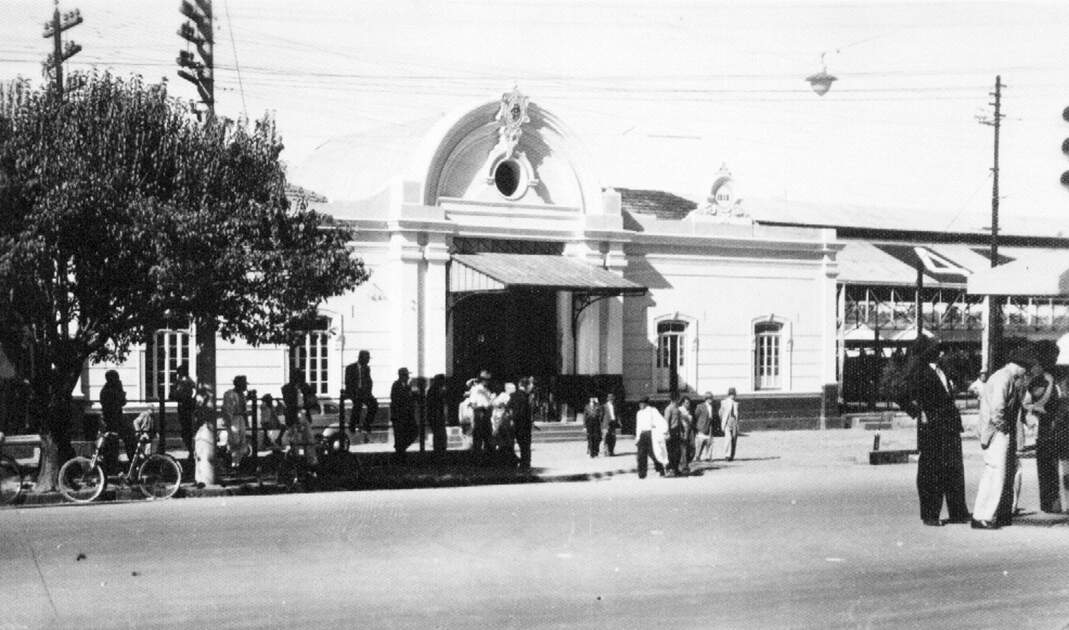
[
  {"x1": 457, "y1": 370, "x2": 535, "y2": 468},
  {"x1": 900, "y1": 335, "x2": 1069, "y2": 529},
  {"x1": 632, "y1": 388, "x2": 740, "y2": 478}
]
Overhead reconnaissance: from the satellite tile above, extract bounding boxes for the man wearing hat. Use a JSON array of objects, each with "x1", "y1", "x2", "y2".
[
  {"x1": 971, "y1": 344, "x2": 1039, "y2": 529},
  {"x1": 693, "y1": 391, "x2": 717, "y2": 462},
  {"x1": 469, "y1": 370, "x2": 495, "y2": 459},
  {"x1": 901, "y1": 335, "x2": 971, "y2": 527},
  {"x1": 390, "y1": 367, "x2": 416, "y2": 462}
]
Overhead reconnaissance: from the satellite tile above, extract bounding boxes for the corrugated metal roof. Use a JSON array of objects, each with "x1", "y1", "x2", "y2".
[
  {"x1": 451, "y1": 253, "x2": 647, "y2": 294},
  {"x1": 837, "y1": 242, "x2": 987, "y2": 287}
]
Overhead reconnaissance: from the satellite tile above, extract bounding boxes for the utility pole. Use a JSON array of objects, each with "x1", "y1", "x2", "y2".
[
  {"x1": 978, "y1": 75, "x2": 1005, "y2": 373},
  {"x1": 177, "y1": 0, "x2": 214, "y2": 119},
  {"x1": 41, "y1": 1, "x2": 82, "y2": 99},
  {"x1": 177, "y1": 0, "x2": 218, "y2": 413}
]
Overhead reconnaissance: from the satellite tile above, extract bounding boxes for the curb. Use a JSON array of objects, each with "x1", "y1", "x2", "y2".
[{"x1": 5, "y1": 464, "x2": 641, "y2": 509}]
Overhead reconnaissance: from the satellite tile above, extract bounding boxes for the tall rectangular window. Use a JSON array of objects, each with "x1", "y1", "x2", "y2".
[
  {"x1": 146, "y1": 328, "x2": 192, "y2": 400},
  {"x1": 289, "y1": 317, "x2": 331, "y2": 396},
  {"x1": 754, "y1": 322, "x2": 782, "y2": 390},
  {"x1": 656, "y1": 320, "x2": 687, "y2": 393}
]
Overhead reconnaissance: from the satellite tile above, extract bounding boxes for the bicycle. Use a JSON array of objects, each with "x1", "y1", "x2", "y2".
[
  {"x1": 0, "y1": 433, "x2": 26, "y2": 506},
  {"x1": 57, "y1": 430, "x2": 182, "y2": 503}
]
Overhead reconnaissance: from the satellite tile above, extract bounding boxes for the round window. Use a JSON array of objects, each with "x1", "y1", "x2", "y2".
[{"x1": 493, "y1": 159, "x2": 522, "y2": 198}]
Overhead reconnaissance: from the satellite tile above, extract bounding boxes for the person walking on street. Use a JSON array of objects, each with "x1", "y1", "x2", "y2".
[
  {"x1": 100, "y1": 369, "x2": 132, "y2": 476},
  {"x1": 635, "y1": 396, "x2": 666, "y2": 479},
  {"x1": 898, "y1": 336, "x2": 971, "y2": 527},
  {"x1": 601, "y1": 392, "x2": 619, "y2": 456},
  {"x1": 693, "y1": 392, "x2": 716, "y2": 462},
  {"x1": 509, "y1": 377, "x2": 535, "y2": 469},
  {"x1": 390, "y1": 367, "x2": 416, "y2": 463},
  {"x1": 971, "y1": 346, "x2": 1038, "y2": 529},
  {"x1": 719, "y1": 387, "x2": 740, "y2": 461},
  {"x1": 584, "y1": 395, "x2": 602, "y2": 457},
  {"x1": 170, "y1": 362, "x2": 196, "y2": 466},
  {"x1": 345, "y1": 350, "x2": 378, "y2": 443}
]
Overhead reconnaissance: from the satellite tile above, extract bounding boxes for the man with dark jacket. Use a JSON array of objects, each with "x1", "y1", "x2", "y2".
[
  {"x1": 583, "y1": 396, "x2": 602, "y2": 457},
  {"x1": 390, "y1": 367, "x2": 416, "y2": 463},
  {"x1": 601, "y1": 393, "x2": 619, "y2": 456},
  {"x1": 345, "y1": 350, "x2": 377, "y2": 443},
  {"x1": 900, "y1": 336, "x2": 971, "y2": 527},
  {"x1": 509, "y1": 377, "x2": 534, "y2": 469}
]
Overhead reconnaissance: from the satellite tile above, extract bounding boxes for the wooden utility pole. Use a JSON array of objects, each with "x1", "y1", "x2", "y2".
[
  {"x1": 177, "y1": 0, "x2": 218, "y2": 408},
  {"x1": 979, "y1": 76, "x2": 1005, "y2": 373},
  {"x1": 42, "y1": 1, "x2": 82, "y2": 98}
]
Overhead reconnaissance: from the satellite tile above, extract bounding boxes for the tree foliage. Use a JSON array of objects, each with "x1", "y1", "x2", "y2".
[{"x1": 0, "y1": 72, "x2": 367, "y2": 488}]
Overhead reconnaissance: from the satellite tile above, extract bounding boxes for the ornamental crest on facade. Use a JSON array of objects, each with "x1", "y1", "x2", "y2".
[
  {"x1": 691, "y1": 163, "x2": 748, "y2": 220},
  {"x1": 494, "y1": 87, "x2": 530, "y2": 159}
]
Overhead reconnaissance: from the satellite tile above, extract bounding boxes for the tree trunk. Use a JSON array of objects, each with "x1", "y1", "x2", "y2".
[{"x1": 32, "y1": 367, "x2": 79, "y2": 493}]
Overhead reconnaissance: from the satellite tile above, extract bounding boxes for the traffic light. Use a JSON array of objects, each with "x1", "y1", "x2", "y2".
[
  {"x1": 1062, "y1": 107, "x2": 1069, "y2": 186},
  {"x1": 177, "y1": 0, "x2": 213, "y2": 114}
]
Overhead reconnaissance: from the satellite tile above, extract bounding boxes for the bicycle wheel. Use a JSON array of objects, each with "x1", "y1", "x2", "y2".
[
  {"x1": 57, "y1": 457, "x2": 105, "y2": 503},
  {"x1": 0, "y1": 456, "x2": 23, "y2": 505},
  {"x1": 138, "y1": 454, "x2": 181, "y2": 499}
]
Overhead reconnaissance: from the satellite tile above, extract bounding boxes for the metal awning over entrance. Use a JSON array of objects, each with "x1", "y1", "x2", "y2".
[{"x1": 449, "y1": 253, "x2": 647, "y2": 296}]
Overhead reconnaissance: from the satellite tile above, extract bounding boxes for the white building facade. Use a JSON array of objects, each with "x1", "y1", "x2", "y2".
[{"x1": 84, "y1": 90, "x2": 843, "y2": 429}]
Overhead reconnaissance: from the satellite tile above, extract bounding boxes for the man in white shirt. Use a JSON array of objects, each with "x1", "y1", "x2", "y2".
[
  {"x1": 971, "y1": 345, "x2": 1039, "y2": 529},
  {"x1": 634, "y1": 396, "x2": 666, "y2": 479},
  {"x1": 601, "y1": 393, "x2": 619, "y2": 456}
]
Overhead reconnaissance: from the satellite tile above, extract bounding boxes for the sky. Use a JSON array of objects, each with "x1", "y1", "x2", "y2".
[{"x1": 2, "y1": 0, "x2": 1069, "y2": 234}]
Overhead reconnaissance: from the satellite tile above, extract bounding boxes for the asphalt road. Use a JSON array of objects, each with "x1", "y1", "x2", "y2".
[{"x1": 3, "y1": 448, "x2": 1069, "y2": 629}]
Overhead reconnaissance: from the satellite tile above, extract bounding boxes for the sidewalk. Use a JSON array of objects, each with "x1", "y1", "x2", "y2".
[{"x1": 8, "y1": 428, "x2": 1069, "y2": 527}]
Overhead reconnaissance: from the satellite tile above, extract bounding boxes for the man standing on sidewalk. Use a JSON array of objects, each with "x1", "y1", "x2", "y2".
[
  {"x1": 900, "y1": 336, "x2": 971, "y2": 527},
  {"x1": 170, "y1": 362, "x2": 196, "y2": 467},
  {"x1": 390, "y1": 367, "x2": 416, "y2": 464},
  {"x1": 584, "y1": 396, "x2": 602, "y2": 458},
  {"x1": 345, "y1": 350, "x2": 377, "y2": 443},
  {"x1": 601, "y1": 392, "x2": 619, "y2": 456},
  {"x1": 509, "y1": 377, "x2": 534, "y2": 469},
  {"x1": 971, "y1": 345, "x2": 1037, "y2": 529},
  {"x1": 693, "y1": 392, "x2": 716, "y2": 462}
]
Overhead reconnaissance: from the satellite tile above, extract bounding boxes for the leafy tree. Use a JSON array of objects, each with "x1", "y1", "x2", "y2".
[{"x1": 0, "y1": 72, "x2": 367, "y2": 490}]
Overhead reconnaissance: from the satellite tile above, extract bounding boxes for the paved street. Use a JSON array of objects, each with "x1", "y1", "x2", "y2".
[{"x1": 3, "y1": 430, "x2": 1069, "y2": 629}]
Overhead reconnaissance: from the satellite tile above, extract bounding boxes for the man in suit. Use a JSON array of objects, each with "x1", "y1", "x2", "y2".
[
  {"x1": 601, "y1": 392, "x2": 619, "y2": 456},
  {"x1": 390, "y1": 367, "x2": 415, "y2": 463},
  {"x1": 664, "y1": 394, "x2": 690, "y2": 476},
  {"x1": 509, "y1": 377, "x2": 534, "y2": 469},
  {"x1": 899, "y1": 335, "x2": 971, "y2": 527},
  {"x1": 971, "y1": 345, "x2": 1039, "y2": 529},
  {"x1": 693, "y1": 391, "x2": 716, "y2": 462},
  {"x1": 345, "y1": 350, "x2": 377, "y2": 443},
  {"x1": 583, "y1": 396, "x2": 602, "y2": 457}
]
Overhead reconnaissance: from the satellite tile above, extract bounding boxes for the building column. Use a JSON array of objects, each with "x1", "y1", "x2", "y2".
[
  {"x1": 388, "y1": 231, "x2": 424, "y2": 376},
  {"x1": 422, "y1": 237, "x2": 450, "y2": 379},
  {"x1": 818, "y1": 230, "x2": 840, "y2": 428}
]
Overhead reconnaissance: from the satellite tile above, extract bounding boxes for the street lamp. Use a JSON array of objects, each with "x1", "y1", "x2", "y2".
[{"x1": 806, "y1": 53, "x2": 837, "y2": 96}]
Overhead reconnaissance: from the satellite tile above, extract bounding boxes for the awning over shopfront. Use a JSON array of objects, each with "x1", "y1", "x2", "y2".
[
  {"x1": 449, "y1": 253, "x2": 647, "y2": 296},
  {"x1": 967, "y1": 251, "x2": 1069, "y2": 296}
]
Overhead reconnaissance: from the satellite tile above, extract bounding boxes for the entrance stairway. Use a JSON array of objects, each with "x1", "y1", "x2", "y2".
[{"x1": 532, "y1": 422, "x2": 589, "y2": 443}]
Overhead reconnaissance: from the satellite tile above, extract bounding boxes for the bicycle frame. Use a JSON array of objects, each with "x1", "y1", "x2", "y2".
[{"x1": 90, "y1": 431, "x2": 152, "y2": 482}]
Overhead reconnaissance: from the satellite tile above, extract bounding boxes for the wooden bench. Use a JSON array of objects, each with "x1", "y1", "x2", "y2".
[{"x1": 0, "y1": 434, "x2": 42, "y2": 461}]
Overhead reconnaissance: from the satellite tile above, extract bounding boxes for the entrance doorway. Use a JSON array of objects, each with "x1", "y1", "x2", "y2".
[{"x1": 451, "y1": 289, "x2": 558, "y2": 384}]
